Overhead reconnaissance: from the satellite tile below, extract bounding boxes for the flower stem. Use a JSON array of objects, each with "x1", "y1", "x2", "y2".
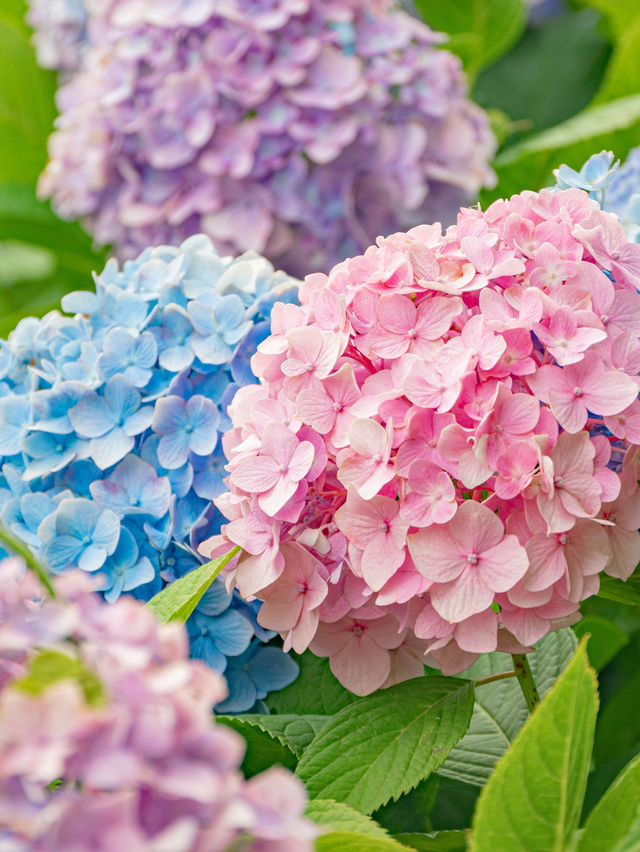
[
  {"x1": 511, "y1": 653, "x2": 540, "y2": 713},
  {"x1": 0, "y1": 524, "x2": 56, "y2": 598},
  {"x1": 474, "y1": 670, "x2": 517, "y2": 687}
]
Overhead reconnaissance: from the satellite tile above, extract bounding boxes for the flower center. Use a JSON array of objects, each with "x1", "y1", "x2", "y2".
[
  {"x1": 554, "y1": 475, "x2": 564, "y2": 488},
  {"x1": 573, "y1": 386, "x2": 583, "y2": 398},
  {"x1": 467, "y1": 552, "x2": 479, "y2": 565}
]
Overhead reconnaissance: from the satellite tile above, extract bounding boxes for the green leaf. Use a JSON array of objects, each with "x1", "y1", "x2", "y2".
[
  {"x1": 577, "y1": 0, "x2": 640, "y2": 37},
  {"x1": 471, "y1": 641, "x2": 598, "y2": 852},
  {"x1": 593, "y1": 14, "x2": 640, "y2": 104},
  {"x1": 414, "y1": 0, "x2": 526, "y2": 82},
  {"x1": 146, "y1": 547, "x2": 239, "y2": 624},
  {"x1": 296, "y1": 676, "x2": 475, "y2": 815},
  {"x1": 440, "y1": 629, "x2": 577, "y2": 786},
  {"x1": 217, "y1": 716, "x2": 298, "y2": 777},
  {"x1": 578, "y1": 752, "x2": 640, "y2": 852},
  {"x1": 16, "y1": 650, "x2": 104, "y2": 706},
  {"x1": 217, "y1": 713, "x2": 328, "y2": 758},
  {"x1": 481, "y1": 94, "x2": 640, "y2": 204},
  {"x1": 316, "y1": 831, "x2": 413, "y2": 851},
  {"x1": 474, "y1": 9, "x2": 610, "y2": 135},
  {"x1": 266, "y1": 651, "x2": 360, "y2": 715},
  {"x1": 574, "y1": 616, "x2": 629, "y2": 671},
  {"x1": 307, "y1": 800, "x2": 392, "y2": 838},
  {"x1": 597, "y1": 570, "x2": 640, "y2": 607},
  {"x1": 394, "y1": 832, "x2": 468, "y2": 852},
  {"x1": 0, "y1": 17, "x2": 56, "y2": 183}
]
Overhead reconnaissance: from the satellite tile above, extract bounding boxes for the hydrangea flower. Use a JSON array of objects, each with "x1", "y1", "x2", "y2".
[
  {"x1": 0, "y1": 557, "x2": 315, "y2": 850},
  {"x1": 33, "y1": 0, "x2": 495, "y2": 276},
  {"x1": 0, "y1": 234, "x2": 300, "y2": 711},
  {"x1": 202, "y1": 187, "x2": 640, "y2": 696}
]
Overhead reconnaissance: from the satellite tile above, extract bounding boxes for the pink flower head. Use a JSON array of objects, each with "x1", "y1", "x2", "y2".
[{"x1": 210, "y1": 186, "x2": 640, "y2": 695}]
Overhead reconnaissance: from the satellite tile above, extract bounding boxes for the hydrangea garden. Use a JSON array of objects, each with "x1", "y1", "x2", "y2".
[{"x1": 3, "y1": 0, "x2": 640, "y2": 850}]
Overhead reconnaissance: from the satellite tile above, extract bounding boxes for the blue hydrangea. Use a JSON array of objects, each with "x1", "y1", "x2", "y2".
[
  {"x1": 553, "y1": 148, "x2": 640, "y2": 242},
  {"x1": 0, "y1": 234, "x2": 300, "y2": 711}
]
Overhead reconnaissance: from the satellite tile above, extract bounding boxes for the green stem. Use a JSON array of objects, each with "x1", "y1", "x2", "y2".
[
  {"x1": 0, "y1": 525, "x2": 56, "y2": 598},
  {"x1": 511, "y1": 653, "x2": 540, "y2": 713},
  {"x1": 474, "y1": 670, "x2": 518, "y2": 687}
]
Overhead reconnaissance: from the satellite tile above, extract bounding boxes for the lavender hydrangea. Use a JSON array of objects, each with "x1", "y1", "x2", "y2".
[
  {"x1": 27, "y1": 0, "x2": 88, "y2": 74},
  {"x1": 0, "y1": 557, "x2": 316, "y2": 850},
  {"x1": 0, "y1": 234, "x2": 300, "y2": 712},
  {"x1": 34, "y1": 0, "x2": 496, "y2": 276}
]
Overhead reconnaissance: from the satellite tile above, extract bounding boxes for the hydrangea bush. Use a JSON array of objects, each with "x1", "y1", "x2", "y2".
[
  {"x1": 202, "y1": 186, "x2": 640, "y2": 695},
  {"x1": 0, "y1": 235, "x2": 300, "y2": 712},
  {"x1": 0, "y1": 557, "x2": 315, "y2": 850},
  {"x1": 31, "y1": 0, "x2": 495, "y2": 275}
]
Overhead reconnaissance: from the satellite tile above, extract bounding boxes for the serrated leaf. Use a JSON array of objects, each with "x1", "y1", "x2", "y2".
[
  {"x1": 16, "y1": 650, "x2": 104, "y2": 706},
  {"x1": 574, "y1": 616, "x2": 629, "y2": 671},
  {"x1": 217, "y1": 716, "x2": 297, "y2": 777},
  {"x1": 394, "y1": 832, "x2": 468, "y2": 852},
  {"x1": 440, "y1": 629, "x2": 577, "y2": 786},
  {"x1": 481, "y1": 95, "x2": 640, "y2": 204},
  {"x1": 307, "y1": 800, "x2": 391, "y2": 838},
  {"x1": 414, "y1": 0, "x2": 526, "y2": 82},
  {"x1": 597, "y1": 570, "x2": 640, "y2": 607},
  {"x1": 146, "y1": 547, "x2": 239, "y2": 624},
  {"x1": 296, "y1": 676, "x2": 475, "y2": 815},
  {"x1": 471, "y1": 641, "x2": 598, "y2": 852},
  {"x1": 218, "y1": 713, "x2": 328, "y2": 757},
  {"x1": 266, "y1": 651, "x2": 359, "y2": 715},
  {"x1": 578, "y1": 752, "x2": 640, "y2": 852},
  {"x1": 316, "y1": 831, "x2": 413, "y2": 851}
]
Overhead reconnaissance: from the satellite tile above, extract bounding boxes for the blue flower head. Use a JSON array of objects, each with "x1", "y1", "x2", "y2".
[{"x1": 0, "y1": 235, "x2": 300, "y2": 711}]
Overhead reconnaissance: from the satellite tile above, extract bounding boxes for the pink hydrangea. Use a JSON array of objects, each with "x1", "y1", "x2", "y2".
[
  {"x1": 202, "y1": 188, "x2": 640, "y2": 695},
  {"x1": 35, "y1": 0, "x2": 495, "y2": 276},
  {"x1": 0, "y1": 558, "x2": 315, "y2": 850}
]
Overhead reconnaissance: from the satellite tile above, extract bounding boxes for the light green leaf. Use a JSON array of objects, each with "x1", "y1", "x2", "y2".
[
  {"x1": 471, "y1": 641, "x2": 598, "y2": 852},
  {"x1": 266, "y1": 651, "x2": 359, "y2": 715},
  {"x1": 316, "y1": 831, "x2": 413, "y2": 851},
  {"x1": 578, "y1": 752, "x2": 640, "y2": 852},
  {"x1": 593, "y1": 14, "x2": 640, "y2": 104},
  {"x1": 16, "y1": 650, "x2": 104, "y2": 706},
  {"x1": 414, "y1": 0, "x2": 526, "y2": 82},
  {"x1": 307, "y1": 800, "x2": 392, "y2": 838},
  {"x1": 440, "y1": 629, "x2": 577, "y2": 786},
  {"x1": 578, "y1": 0, "x2": 640, "y2": 38},
  {"x1": 481, "y1": 95, "x2": 640, "y2": 204},
  {"x1": 217, "y1": 716, "x2": 297, "y2": 777},
  {"x1": 217, "y1": 713, "x2": 328, "y2": 757},
  {"x1": 597, "y1": 570, "x2": 640, "y2": 607},
  {"x1": 146, "y1": 547, "x2": 239, "y2": 624},
  {"x1": 573, "y1": 616, "x2": 629, "y2": 671},
  {"x1": 296, "y1": 676, "x2": 475, "y2": 815},
  {"x1": 394, "y1": 832, "x2": 468, "y2": 852}
]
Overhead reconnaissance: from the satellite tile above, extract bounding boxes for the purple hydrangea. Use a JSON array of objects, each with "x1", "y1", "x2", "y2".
[
  {"x1": 26, "y1": 0, "x2": 88, "y2": 74},
  {"x1": 0, "y1": 234, "x2": 300, "y2": 712},
  {"x1": 34, "y1": 0, "x2": 496, "y2": 276},
  {"x1": 0, "y1": 558, "x2": 316, "y2": 850}
]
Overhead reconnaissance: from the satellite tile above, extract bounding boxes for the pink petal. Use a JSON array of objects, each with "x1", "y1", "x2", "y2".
[
  {"x1": 430, "y1": 564, "x2": 494, "y2": 622},
  {"x1": 231, "y1": 455, "x2": 280, "y2": 493},
  {"x1": 329, "y1": 636, "x2": 390, "y2": 695},
  {"x1": 450, "y1": 500, "x2": 504, "y2": 554},
  {"x1": 407, "y1": 526, "x2": 464, "y2": 583},
  {"x1": 479, "y1": 535, "x2": 529, "y2": 592}
]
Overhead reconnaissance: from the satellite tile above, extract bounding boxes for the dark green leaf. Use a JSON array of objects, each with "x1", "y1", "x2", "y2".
[
  {"x1": 440, "y1": 629, "x2": 577, "y2": 786},
  {"x1": 471, "y1": 642, "x2": 598, "y2": 852},
  {"x1": 414, "y1": 0, "x2": 526, "y2": 82},
  {"x1": 574, "y1": 616, "x2": 629, "y2": 671},
  {"x1": 146, "y1": 547, "x2": 239, "y2": 624},
  {"x1": 217, "y1": 713, "x2": 328, "y2": 758},
  {"x1": 296, "y1": 676, "x2": 475, "y2": 815},
  {"x1": 578, "y1": 752, "x2": 640, "y2": 852},
  {"x1": 217, "y1": 716, "x2": 297, "y2": 777},
  {"x1": 394, "y1": 832, "x2": 468, "y2": 852},
  {"x1": 307, "y1": 800, "x2": 392, "y2": 838},
  {"x1": 577, "y1": 0, "x2": 640, "y2": 37},
  {"x1": 597, "y1": 570, "x2": 640, "y2": 607},
  {"x1": 266, "y1": 651, "x2": 359, "y2": 715}
]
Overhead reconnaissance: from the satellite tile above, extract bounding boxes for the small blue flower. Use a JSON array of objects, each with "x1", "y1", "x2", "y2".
[
  {"x1": 0, "y1": 397, "x2": 31, "y2": 457},
  {"x1": 97, "y1": 328, "x2": 158, "y2": 387},
  {"x1": 20, "y1": 430, "x2": 89, "y2": 481},
  {"x1": 40, "y1": 496, "x2": 120, "y2": 573},
  {"x1": 554, "y1": 151, "x2": 620, "y2": 197},
  {"x1": 69, "y1": 375, "x2": 153, "y2": 469},
  {"x1": 187, "y1": 608, "x2": 254, "y2": 671},
  {"x1": 153, "y1": 305, "x2": 195, "y2": 372},
  {"x1": 151, "y1": 394, "x2": 219, "y2": 469},
  {"x1": 89, "y1": 455, "x2": 171, "y2": 518},
  {"x1": 187, "y1": 294, "x2": 252, "y2": 365},
  {"x1": 215, "y1": 642, "x2": 300, "y2": 713},
  {"x1": 101, "y1": 525, "x2": 155, "y2": 603}
]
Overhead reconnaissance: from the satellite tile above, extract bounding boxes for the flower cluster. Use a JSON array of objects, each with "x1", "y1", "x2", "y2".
[
  {"x1": 0, "y1": 235, "x2": 300, "y2": 711},
  {"x1": 0, "y1": 557, "x2": 315, "y2": 850},
  {"x1": 27, "y1": 0, "x2": 87, "y2": 74},
  {"x1": 34, "y1": 0, "x2": 495, "y2": 276},
  {"x1": 203, "y1": 187, "x2": 640, "y2": 695}
]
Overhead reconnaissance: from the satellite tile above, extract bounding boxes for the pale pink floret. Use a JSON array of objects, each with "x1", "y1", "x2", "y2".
[
  {"x1": 408, "y1": 500, "x2": 528, "y2": 622},
  {"x1": 337, "y1": 418, "x2": 395, "y2": 499},
  {"x1": 296, "y1": 364, "x2": 361, "y2": 448},
  {"x1": 400, "y1": 460, "x2": 457, "y2": 527},
  {"x1": 574, "y1": 210, "x2": 640, "y2": 290},
  {"x1": 533, "y1": 305, "x2": 606, "y2": 366},
  {"x1": 365, "y1": 292, "x2": 463, "y2": 359},
  {"x1": 229, "y1": 422, "x2": 315, "y2": 516}
]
